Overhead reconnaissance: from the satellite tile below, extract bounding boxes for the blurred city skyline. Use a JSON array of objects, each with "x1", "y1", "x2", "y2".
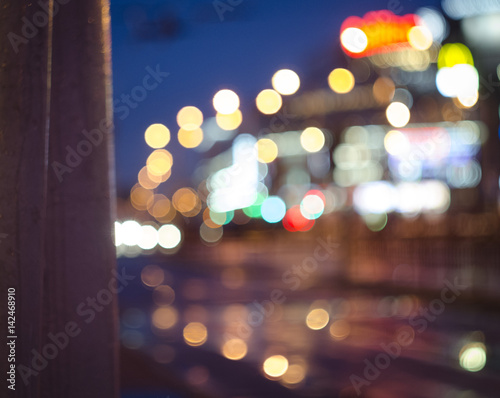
[{"x1": 111, "y1": 0, "x2": 442, "y2": 194}]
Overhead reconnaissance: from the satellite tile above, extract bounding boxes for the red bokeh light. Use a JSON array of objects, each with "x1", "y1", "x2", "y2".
[{"x1": 282, "y1": 205, "x2": 315, "y2": 232}]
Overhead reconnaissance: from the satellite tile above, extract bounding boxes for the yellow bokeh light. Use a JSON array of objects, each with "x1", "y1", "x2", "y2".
[
  {"x1": 172, "y1": 187, "x2": 201, "y2": 217},
  {"x1": 147, "y1": 194, "x2": 173, "y2": 219},
  {"x1": 456, "y1": 91, "x2": 478, "y2": 108},
  {"x1": 282, "y1": 364, "x2": 306, "y2": 385},
  {"x1": 178, "y1": 127, "x2": 203, "y2": 149},
  {"x1": 437, "y1": 43, "x2": 474, "y2": 69},
  {"x1": 152, "y1": 307, "x2": 178, "y2": 330},
  {"x1": 306, "y1": 308, "x2": 329, "y2": 330},
  {"x1": 221, "y1": 338, "x2": 248, "y2": 360},
  {"x1": 202, "y1": 207, "x2": 222, "y2": 229},
  {"x1": 144, "y1": 123, "x2": 170, "y2": 149},
  {"x1": 386, "y1": 102, "x2": 411, "y2": 128},
  {"x1": 384, "y1": 130, "x2": 410, "y2": 156},
  {"x1": 255, "y1": 138, "x2": 278, "y2": 163},
  {"x1": 138, "y1": 166, "x2": 160, "y2": 190},
  {"x1": 460, "y1": 343, "x2": 486, "y2": 372},
  {"x1": 329, "y1": 320, "x2": 351, "y2": 341},
  {"x1": 183, "y1": 322, "x2": 207, "y2": 347},
  {"x1": 300, "y1": 127, "x2": 325, "y2": 153},
  {"x1": 328, "y1": 68, "x2": 355, "y2": 94},
  {"x1": 216, "y1": 110, "x2": 242, "y2": 131},
  {"x1": 147, "y1": 167, "x2": 171, "y2": 183},
  {"x1": 146, "y1": 149, "x2": 173, "y2": 176},
  {"x1": 408, "y1": 26, "x2": 433, "y2": 51},
  {"x1": 154, "y1": 205, "x2": 177, "y2": 223},
  {"x1": 272, "y1": 69, "x2": 300, "y2": 95},
  {"x1": 256, "y1": 89, "x2": 282, "y2": 115},
  {"x1": 213, "y1": 89, "x2": 240, "y2": 115},
  {"x1": 263, "y1": 355, "x2": 289, "y2": 378},
  {"x1": 340, "y1": 27, "x2": 368, "y2": 54},
  {"x1": 130, "y1": 184, "x2": 154, "y2": 211},
  {"x1": 176, "y1": 106, "x2": 203, "y2": 131}
]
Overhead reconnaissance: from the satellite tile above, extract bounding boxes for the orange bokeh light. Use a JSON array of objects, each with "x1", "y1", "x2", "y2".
[{"x1": 340, "y1": 10, "x2": 419, "y2": 58}]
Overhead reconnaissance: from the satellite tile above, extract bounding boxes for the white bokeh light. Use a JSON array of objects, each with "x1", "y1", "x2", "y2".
[{"x1": 158, "y1": 224, "x2": 182, "y2": 249}]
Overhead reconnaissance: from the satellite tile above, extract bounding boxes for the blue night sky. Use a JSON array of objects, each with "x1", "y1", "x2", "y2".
[{"x1": 110, "y1": 0, "x2": 441, "y2": 196}]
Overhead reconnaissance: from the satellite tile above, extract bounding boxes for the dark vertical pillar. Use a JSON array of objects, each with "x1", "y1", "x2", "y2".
[
  {"x1": 0, "y1": 1, "x2": 52, "y2": 396},
  {"x1": 0, "y1": 0, "x2": 118, "y2": 396},
  {"x1": 43, "y1": 0, "x2": 118, "y2": 396}
]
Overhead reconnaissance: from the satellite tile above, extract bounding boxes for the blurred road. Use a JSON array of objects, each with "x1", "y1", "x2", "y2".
[{"x1": 118, "y1": 214, "x2": 500, "y2": 398}]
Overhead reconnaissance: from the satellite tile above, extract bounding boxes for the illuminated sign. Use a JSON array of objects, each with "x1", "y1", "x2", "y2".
[
  {"x1": 437, "y1": 43, "x2": 473, "y2": 69},
  {"x1": 207, "y1": 134, "x2": 260, "y2": 213},
  {"x1": 435, "y1": 43, "x2": 477, "y2": 103},
  {"x1": 340, "y1": 10, "x2": 428, "y2": 58},
  {"x1": 384, "y1": 122, "x2": 486, "y2": 186}
]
